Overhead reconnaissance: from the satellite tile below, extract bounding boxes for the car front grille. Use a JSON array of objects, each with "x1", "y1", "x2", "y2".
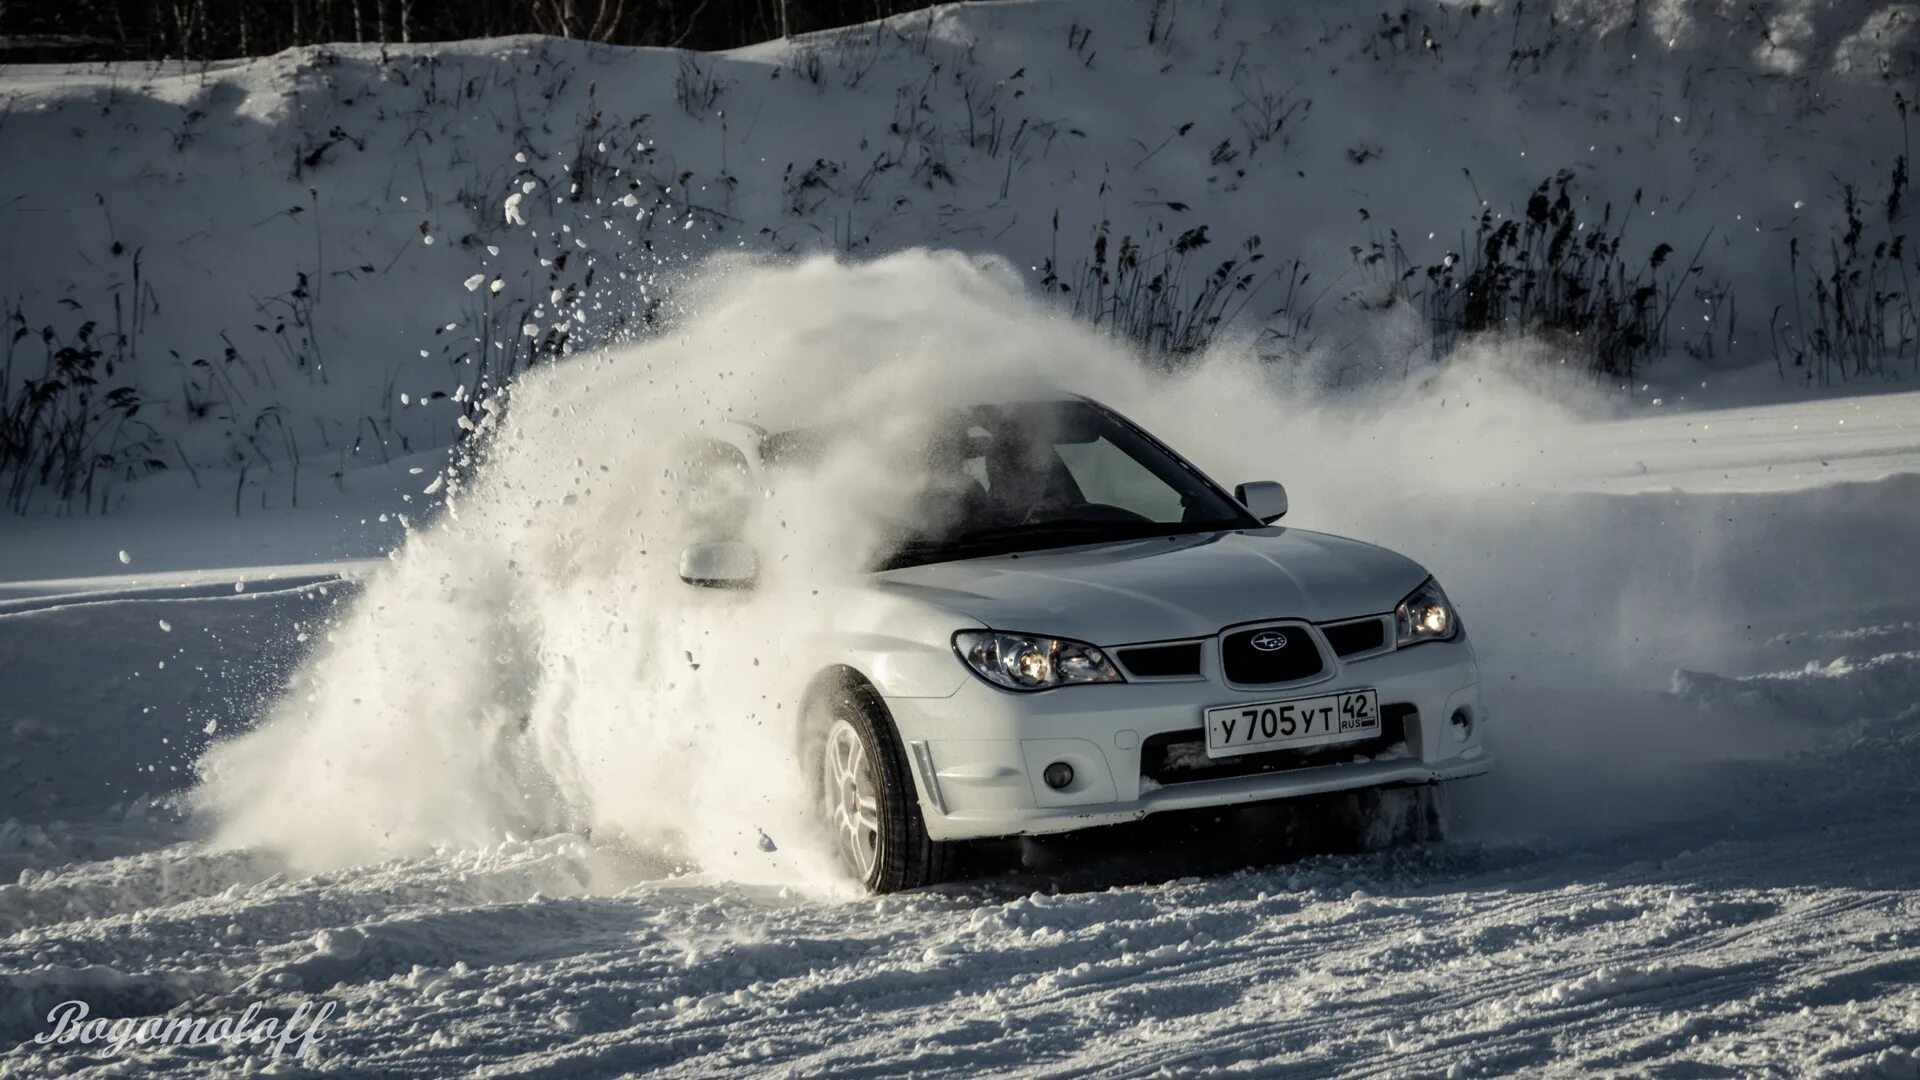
[
  {"x1": 1219, "y1": 624, "x2": 1324, "y2": 685},
  {"x1": 1140, "y1": 703, "x2": 1415, "y2": 786},
  {"x1": 1321, "y1": 617, "x2": 1388, "y2": 657},
  {"x1": 1115, "y1": 642, "x2": 1204, "y2": 678},
  {"x1": 1114, "y1": 614, "x2": 1387, "y2": 686}
]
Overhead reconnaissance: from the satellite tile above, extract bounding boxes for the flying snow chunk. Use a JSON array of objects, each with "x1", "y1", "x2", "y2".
[
  {"x1": 504, "y1": 193, "x2": 527, "y2": 226},
  {"x1": 464, "y1": 274, "x2": 487, "y2": 292},
  {"x1": 117, "y1": 550, "x2": 131, "y2": 565}
]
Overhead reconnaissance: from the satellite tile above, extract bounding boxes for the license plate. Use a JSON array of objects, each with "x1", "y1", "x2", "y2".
[{"x1": 1203, "y1": 689, "x2": 1380, "y2": 758}]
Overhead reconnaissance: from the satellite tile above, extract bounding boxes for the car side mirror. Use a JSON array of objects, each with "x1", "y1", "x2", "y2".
[
  {"x1": 1234, "y1": 481, "x2": 1288, "y2": 523},
  {"x1": 679, "y1": 541, "x2": 758, "y2": 588}
]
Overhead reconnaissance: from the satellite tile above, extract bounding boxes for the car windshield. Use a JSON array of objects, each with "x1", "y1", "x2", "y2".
[{"x1": 769, "y1": 400, "x2": 1256, "y2": 569}]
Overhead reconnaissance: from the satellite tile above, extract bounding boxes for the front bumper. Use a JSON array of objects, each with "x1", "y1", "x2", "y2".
[{"x1": 888, "y1": 635, "x2": 1489, "y2": 842}]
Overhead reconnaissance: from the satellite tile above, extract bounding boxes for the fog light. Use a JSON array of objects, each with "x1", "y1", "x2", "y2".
[
  {"x1": 1042, "y1": 762, "x2": 1075, "y2": 790},
  {"x1": 1450, "y1": 708, "x2": 1473, "y2": 743}
]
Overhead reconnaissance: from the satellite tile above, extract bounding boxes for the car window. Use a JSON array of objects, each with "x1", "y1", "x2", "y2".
[
  {"x1": 1055, "y1": 436, "x2": 1186, "y2": 522},
  {"x1": 905, "y1": 401, "x2": 1248, "y2": 541},
  {"x1": 960, "y1": 426, "x2": 991, "y2": 491},
  {"x1": 762, "y1": 401, "x2": 1255, "y2": 569}
]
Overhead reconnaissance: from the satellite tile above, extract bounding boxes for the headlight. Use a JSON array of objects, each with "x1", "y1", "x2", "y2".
[
  {"x1": 953, "y1": 631, "x2": 1124, "y2": 691},
  {"x1": 1394, "y1": 578, "x2": 1459, "y2": 647}
]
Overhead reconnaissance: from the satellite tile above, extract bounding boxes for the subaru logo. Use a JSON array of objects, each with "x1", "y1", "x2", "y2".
[{"x1": 1250, "y1": 630, "x2": 1289, "y2": 652}]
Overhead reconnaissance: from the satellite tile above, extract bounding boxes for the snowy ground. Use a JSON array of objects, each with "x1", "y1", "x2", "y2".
[
  {"x1": 3, "y1": 388, "x2": 1917, "y2": 1077},
  {"x1": 4, "y1": 0, "x2": 1919, "y2": 1073}
]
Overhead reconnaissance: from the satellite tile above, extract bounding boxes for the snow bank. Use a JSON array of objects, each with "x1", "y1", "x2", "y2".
[{"x1": 1, "y1": 0, "x2": 1911, "y2": 497}]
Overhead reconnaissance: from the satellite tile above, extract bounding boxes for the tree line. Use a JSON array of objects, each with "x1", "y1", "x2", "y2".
[{"x1": 0, "y1": 0, "x2": 939, "y2": 61}]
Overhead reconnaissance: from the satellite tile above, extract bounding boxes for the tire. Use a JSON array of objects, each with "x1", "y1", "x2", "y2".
[
  {"x1": 1306, "y1": 783, "x2": 1449, "y2": 854},
  {"x1": 807, "y1": 678, "x2": 953, "y2": 893},
  {"x1": 1345, "y1": 783, "x2": 1449, "y2": 851}
]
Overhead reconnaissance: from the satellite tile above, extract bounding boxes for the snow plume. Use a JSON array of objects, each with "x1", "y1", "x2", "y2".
[
  {"x1": 189, "y1": 250, "x2": 1174, "y2": 887},
  {"x1": 191, "y1": 249, "x2": 1901, "y2": 885}
]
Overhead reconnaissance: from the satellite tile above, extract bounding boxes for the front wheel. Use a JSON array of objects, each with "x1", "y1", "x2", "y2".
[
  {"x1": 1344, "y1": 783, "x2": 1449, "y2": 851},
  {"x1": 810, "y1": 682, "x2": 952, "y2": 893},
  {"x1": 1296, "y1": 783, "x2": 1450, "y2": 855}
]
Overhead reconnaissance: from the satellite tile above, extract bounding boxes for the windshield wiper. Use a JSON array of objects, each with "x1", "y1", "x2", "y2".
[
  {"x1": 950, "y1": 518, "x2": 1159, "y2": 545},
  {"x1": 877, "y1": 517, "x2": 1248, "y2": 570},
  {"x1": 880, "y1": 519, "x2": 1177, "y2": 568}
]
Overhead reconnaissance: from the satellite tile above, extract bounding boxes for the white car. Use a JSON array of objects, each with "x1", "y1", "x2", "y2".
[{"x1": 679, "y1": 396, "x2": 1490, "y2": 892}]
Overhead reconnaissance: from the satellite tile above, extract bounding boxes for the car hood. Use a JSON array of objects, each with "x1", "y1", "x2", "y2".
[{"x1": 870, "y1": 527, "x2": 1430, "y2": 645}]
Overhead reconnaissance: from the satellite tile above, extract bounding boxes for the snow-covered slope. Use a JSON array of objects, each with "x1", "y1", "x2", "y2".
[{"x1": 2, "y1": 0, "x2": 1914, "y2": 498}]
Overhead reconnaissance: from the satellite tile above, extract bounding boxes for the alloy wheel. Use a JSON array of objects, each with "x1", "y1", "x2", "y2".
[{"x1": 822, "y1": 718, "x2": 881, "y2": 880}]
